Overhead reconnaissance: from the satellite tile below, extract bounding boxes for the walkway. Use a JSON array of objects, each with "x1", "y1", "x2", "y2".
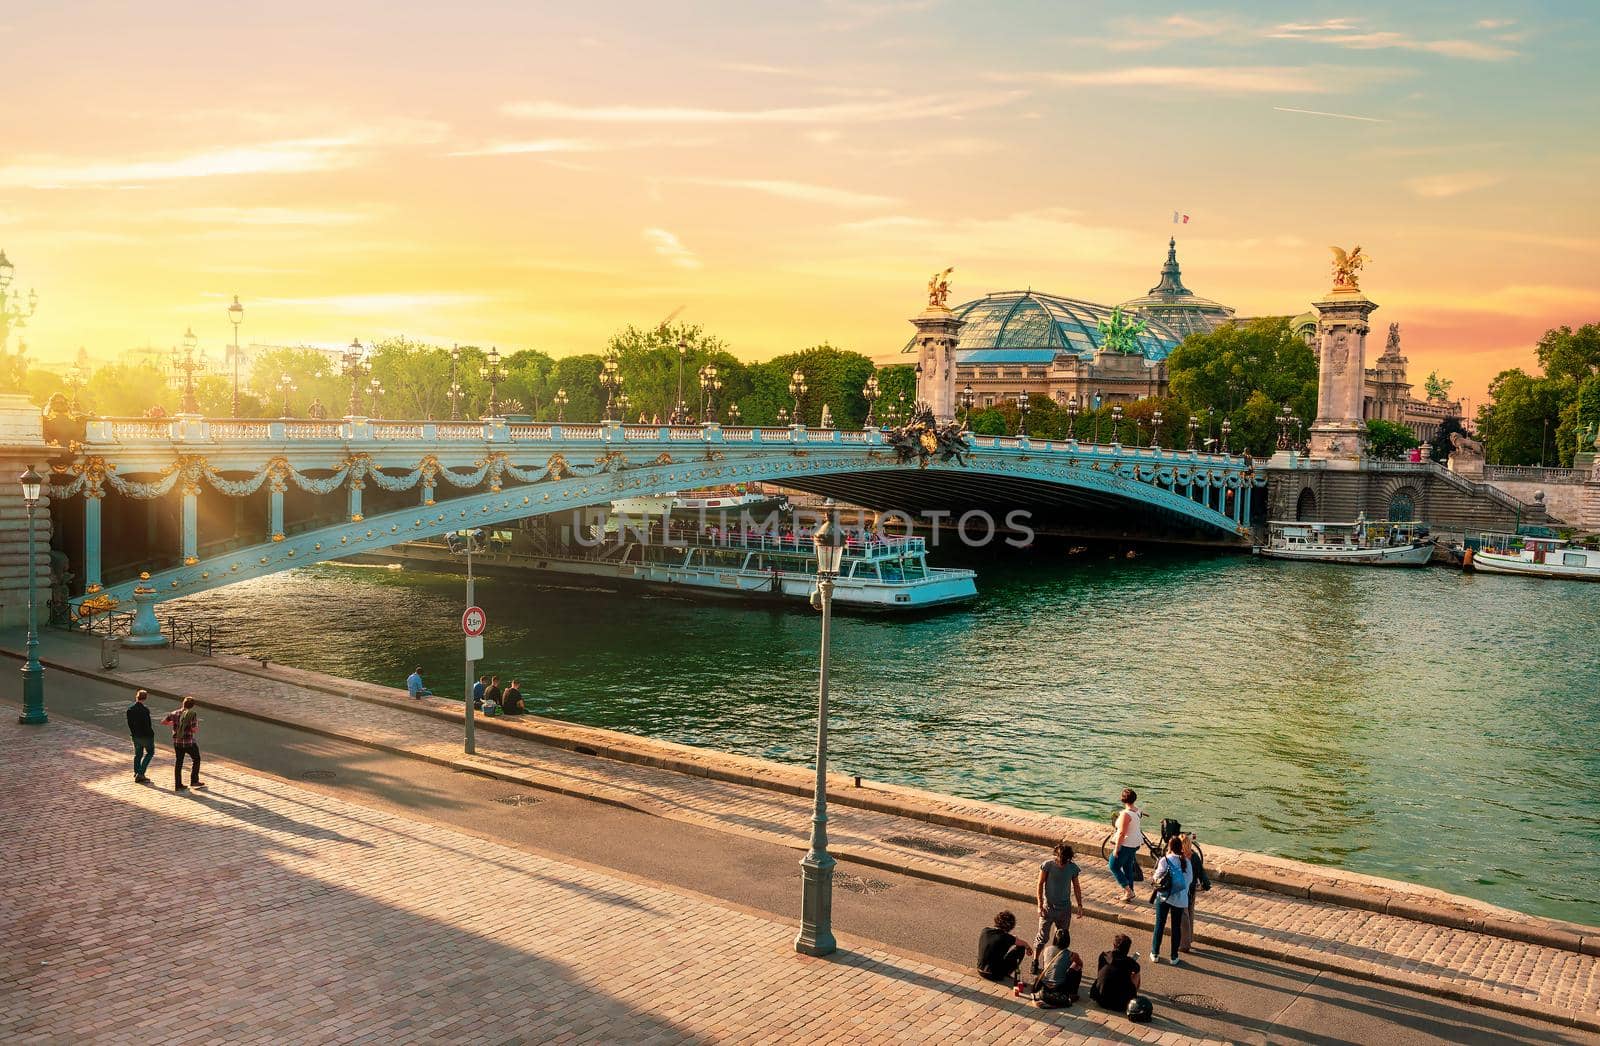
[
  {"x1": 2, "y1": 716, "x2": 1217, "y2": 1045},
  {"x1": 10, "y1": 631, "x2": 1600, "y2": 1035}
]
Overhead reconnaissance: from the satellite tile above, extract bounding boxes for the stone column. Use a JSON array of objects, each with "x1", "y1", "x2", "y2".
[
  {"x1": 909, "y1": 305, "x2": 964, "y2": 424},
  {"x1": 0, "y1": 395, "x2": 52, "y2": 630},
  {"x1": 1308, "y1": 291, "x2": 1378, "y2": 467}
]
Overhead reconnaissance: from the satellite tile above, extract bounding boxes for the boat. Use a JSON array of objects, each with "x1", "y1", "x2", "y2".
[
  {"x1": 355, "y1": 491, "x2": 979, "y2": 612},
  {"x1": 1465, "y1": 535, "x2": 1600, "y2": 582},
  {"x1": 1255, "y1": 516, "x2": 1435, "y2": 567}
]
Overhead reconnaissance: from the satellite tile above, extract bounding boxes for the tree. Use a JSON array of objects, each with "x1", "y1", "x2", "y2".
[
  {"x1": 1477, "y1": 368, "x2": 1570, "y2": 466},
  {"x1": 967, "y1": 407, "x2": 1007, "y2": 436},
  {"x1": 761, "y1": 344, "x2": 876, "y2": 428},
  {"x1": 550, "y1": 354, "x2": 604, "y2": 421},
  {"x1": 1423, "y1": 371, "x2": 1454, "y2": 400},
  {"x1": 1165, "y1": 317, "x2": 1317, "y2": 456},
  {"x1": 249, "y1": 347, "x2": 344, "y2": 418},
  {"x1": 874, "y1": 363, "x2": 916, "y2": 422},
  {"x1": 1534, "y1": 323, "x2": 1600, "y2": 385},
  {"x1": 605, "y1": 322, "x2": 732, "y2": 422},
  {"x1": 1364, "y1": 418, "x2": 1419, "y2": 460}
]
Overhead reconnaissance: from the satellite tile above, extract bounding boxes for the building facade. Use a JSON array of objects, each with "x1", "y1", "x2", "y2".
[{"x1": 925, "y1": 239, "x2": 1463, "y2": 437}]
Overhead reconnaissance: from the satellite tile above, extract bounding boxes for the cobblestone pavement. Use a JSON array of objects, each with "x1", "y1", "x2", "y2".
[
  {"x1": 113, "y1": 655, "x2": 1600, "y2": 1031},
  {"x1": 1, "y1": 718, "x2": 1228, "y2": 1045}
]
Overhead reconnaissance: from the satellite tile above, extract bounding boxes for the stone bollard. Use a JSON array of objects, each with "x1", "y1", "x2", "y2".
[{"x1": 123, "y1": 581, "x2": 169, "y2": 648}]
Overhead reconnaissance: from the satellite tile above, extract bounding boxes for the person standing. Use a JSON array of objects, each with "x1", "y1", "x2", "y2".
[
  {"x1": 1108, "y1": 788, "x2": 1144, "y2": 903},
  {"x1": 161, "y1": 697, "x2": 204, "y2": 792},
  {"x1": 406, "y1": 666, "x2": 432, "y2": 700},
  {"x1": 126, "y1": 689, "x2": 156, "y2": 783},
  {"x1": 1149, "y1": 835, "x2": 1194, "y2": 965},
  {"x1": 1032, "y1": 842, "x2": 1084, "y2": 972},
  {"x1": 1179, "y1": 835, "x2": 1212, "y2": 953}
]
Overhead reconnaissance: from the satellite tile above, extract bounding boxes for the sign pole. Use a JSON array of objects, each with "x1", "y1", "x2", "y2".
[{"x1": 464, "y1": 541, "x2": 476, "y2": 755}]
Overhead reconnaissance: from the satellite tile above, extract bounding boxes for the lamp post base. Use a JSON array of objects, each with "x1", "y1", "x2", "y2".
[
  {"x1": 794, "y1": 850, "x2": 837, "y2": 957},
  {"x1": 19, "y1": 665, "x2": 46, "y2": 724}
]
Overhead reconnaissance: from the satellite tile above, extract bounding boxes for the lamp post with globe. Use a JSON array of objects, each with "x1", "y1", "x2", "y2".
[
  {"x1": 17, "y1": 466, "x2": 45, "y2": 725},
  {"x1": 795, "y1": 499, "x2": 845, "y2": 957},
  {"x1": 227, "y1": 295, "x2": 244, "y2": 417}
]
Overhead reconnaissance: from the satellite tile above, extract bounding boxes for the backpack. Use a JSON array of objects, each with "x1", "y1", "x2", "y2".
[
  {"x1": 1160, "y1": 818, "x2": 1182, "y2": 845},
  {"x1": 1149, "y1": 855, "x2": 1172, "y2": 901}
]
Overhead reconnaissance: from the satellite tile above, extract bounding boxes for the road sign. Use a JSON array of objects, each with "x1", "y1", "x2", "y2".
[
  {"x1": 464, "y1": 635, "x2": 484, "y2": 662},
  {"x1": 462, "y1": 605, "x2": 487, "y2": 637}
]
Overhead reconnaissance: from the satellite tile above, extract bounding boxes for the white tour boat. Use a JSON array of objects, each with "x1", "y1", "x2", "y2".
[
  {"x1": 1466, "y1": 535, "x2": 1600, "y2": 582},
  {"x1": 1257, "y1": 517, "x2": 1435, "y2": 567}
]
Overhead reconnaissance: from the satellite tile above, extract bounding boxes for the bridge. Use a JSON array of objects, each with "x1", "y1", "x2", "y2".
[{"x1": 52, "y1": 414, "x2": 1263, "y2": 643}]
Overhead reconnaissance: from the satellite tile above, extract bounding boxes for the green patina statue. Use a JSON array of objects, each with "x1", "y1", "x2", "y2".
[{"x1": 1096, "y1": 306, "x2": 1148, "y2": 356}]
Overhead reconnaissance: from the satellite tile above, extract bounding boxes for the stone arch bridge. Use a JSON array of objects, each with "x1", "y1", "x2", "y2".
[{"x1": 55, "y1": 416, "x2": 1262, "y2": 640}]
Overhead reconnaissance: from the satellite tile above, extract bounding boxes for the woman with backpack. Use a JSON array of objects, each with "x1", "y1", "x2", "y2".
[{"x1": 1148, "y1": 834, "x2": 1193, "y2": 965}]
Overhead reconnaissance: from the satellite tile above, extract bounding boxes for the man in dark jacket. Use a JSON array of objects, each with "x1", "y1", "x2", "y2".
[
  {"x1": 127, "y1": 689, "x2": 156, "y2": 783},
  {"x1": 977, "y1": 910, "x2": 1032, "y2": 983}
]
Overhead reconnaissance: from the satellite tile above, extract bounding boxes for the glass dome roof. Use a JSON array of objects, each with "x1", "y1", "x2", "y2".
[{"x1": 907, "y1": 290, "x2": 1185, "y2": 362}]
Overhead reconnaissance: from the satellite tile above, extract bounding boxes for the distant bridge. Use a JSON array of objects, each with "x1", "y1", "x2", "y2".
[{"x1": 54, "y1": 415, "x2": 1263, "y2": 640}]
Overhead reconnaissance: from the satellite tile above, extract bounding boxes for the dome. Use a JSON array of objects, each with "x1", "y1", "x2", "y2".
[
  {"x1": 907, "y1": 289, "x2": 1186, "y2": 364},
  {"x1": 1118, "y1": 238, "x2": 1235, "y2": 339}
]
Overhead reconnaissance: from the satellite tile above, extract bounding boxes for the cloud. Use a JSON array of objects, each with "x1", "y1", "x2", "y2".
[
  {"x1": 682, "y1": 177, "x2": 898, "y2": 208},
  {"x1": 0, "y1": 138, "x2": 364, "y2": 188},
  {"x1": 1273, "y1": 105, "x2": 1386, "y2": 123},
  {"x1": 1404, "y1": 172, "x2": 1506, "y2": 198},
  {"x1": 1090, "y1": 13, "x2": 1240, "y2": 51},
  {"x1": 1028, "y1": 66, "x2": 1335, "y2": 94},
  {"x1": 643, "y1": 228, "x2": 701, "y2": 269},
  {"x1": 500, "y1": 92, "x2": 1023, "y2": 124},
  {"x1": 450, "y1": 135, "x2": 717, "y2": 158},
  {"x1": 1265, "y1": 18, "x2": 1517, "y2": 61},
  {"x1": 258, "y1": 293, "x2": 493, "y2": 313}
]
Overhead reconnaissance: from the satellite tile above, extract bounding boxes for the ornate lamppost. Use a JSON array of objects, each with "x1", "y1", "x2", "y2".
[
  {"x1": 1151, "y1": 409, "x2": 1163, "y2": 449},
  {"x1": 1066, "y1": 396, "x2": 1079, "y2": 441},
  {"x1": 727, "y1": 403, "x2": 741, "y2": 425},
  {"x1": 617, "y1": 392, "x2": 633, "y2": 422},
  {"x1": 227, "y1": 295, "x2": 244, "y2": 417},
  {"x1": 789, "y1": 369, "x2": 808, "y2": 426},
  {"x1": 66, "y1": 358, "x2": 88, "y2": 414},
  {"x1": 1221, "y1": 417, "x2": 1233, "y2": 455},
  {"x1": 343, "y1": 339, "x2": 368, "y2": 417},
  {"x1": 1292, "y1": 414, "x2": 1304, "y2": 452},
  {"x1": 480, "y1": 346, "x2": 504, "y2": 418},
  {"x1": 17, "y1": 466, "x2": 45, "y2": 725},
  {"x1": 674, "y1": 338, "x2": 689, "y2": 423},
  {"x1": 777, "y1": 406, "x2": 790, "y2": 425},
  {"x1": 796, "y1": 498, "x2": 845, "y2": 957},
  {"x1": 863, "y1": 374, "x2": 881, "y2": 427},
  {"x1": 0, "y1": 250, "x2": 39, "y2": 351},
  {"x1": 1015, "y1": 392, "x2": 1030, "y2": 437},
  {"x1": 1188, "y1": 414, "x2": 1199, "y2": 451},
  {"x1": 368, "y1": 377, "x2": 385, "y2": 419},
  {"x1": 554, "y1": 387, "x2": 568, "y2": 423},
  {"x1": 699, "y1": 363, "x2": 718, "y2": 422},
  {"x1": 277, "y1": 373, "x2": 297, "y2": 418},
  {"x1": 600, "y1": 354, "x2": 621, "y2": 422},
  {"x1": 448, "y1": 345, "x2": 463, "y2": 421},
  {"x1": 171, "y1": 329, "x2": 204, "y2": 414},
  {"x1": 960, "y1": 384, "x2": 976, "y2": 428},
  {"x1": 1111, "y1": 403, "x2": 1124, "y2": 445},
  {"x1": 1277, "y1": 405, "x2": 1294, "y2": 451}
]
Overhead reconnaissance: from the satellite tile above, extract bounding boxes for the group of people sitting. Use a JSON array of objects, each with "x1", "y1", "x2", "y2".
[
  {"x1": 403, "y1": 667, "x2": 525, "y2": 716},
  {"x1": 979, "y1": 915, "x2": 1142, "y2": 1015}
]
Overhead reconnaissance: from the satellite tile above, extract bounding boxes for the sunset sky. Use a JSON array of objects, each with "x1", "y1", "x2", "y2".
[{"x1": 3, "y1": 1, "x2": 1597, "y2": 410}]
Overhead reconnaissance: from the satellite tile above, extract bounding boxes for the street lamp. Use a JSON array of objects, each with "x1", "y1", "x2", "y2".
[
  {"x1": 1015, "y1": 392, "x2": 1030, "y2": 436},
  {"x1": 617, "y1": 392, "x2": 633, "y2": 421},
  {"x1": 1277, "y1": 405, "x2": 1293, "y2": 450},
  {"x1": 863, "y1": 374, "x2": 881, "y2": 427},
  {"x1": 554, "y1": 387, "x2": 568, "y2": 422},
  {"x1": 18, "y1": 466, "x2": 45, "y2": 725},
  {"x1": 171, "y1": 331, "x2": 205, "y2": 414},
  {"x1": 1111, "y1": 403, "x2": 1124, "y2": 445},
  {"x1": 796, "y1": 498, "x2": 845, "y2": 957},
  {"x1": 1221, "y1": 417, "x2": 1233, "y2": 455},
  {"x1": 0, "y1": 248, "x2": 39, "y2": 351},
  {"x1": 777, "y1": 406, "x2": 790, "y2": 425},
  {"x1": 1188, "y1": 414, "x2": 1199, "y2": 451},
  {"x1": 674, "y1": 338, "x2": 688, "y2": 423},
  {"x1": 1151, "y1": 409, "x2": 1163, "y2": 449},
  {"x1": 277, "y1": 373, "x2": 297, "y2": 418},
  {"x1": 789, "y1": 369, "x2": 808, "y2": 426},
  {"x1": 960, "y1": 384, "x2": 976, "y2": 428},
  {"x1": 698, "y1": 363, "x2": 718, "y2": 422},
  {"x1": 600, "y1": 354, "x2": 621, "y2": 422},
  {"x1": 728, "y1": 402, "x2": 742, "y2": 424},
  {"x1": 343, "y1": 339, "x2": 368, "y2": 417},
  {"x1": 480, "y1": 346, "x2": 504, "y2": 418},
  {"x1": 1066, "y1": 396, "x2": 1079, "y2": 441},
  {"x1": 448, "y1": 345, "x2": 463, "y2": 421},
  {"x1": 368, "y1": 377, "x2": 385, "y2": 419},
  {"x1": 227, "y1": 295, "x2": 244, "y2": 417},
  {"x1": 66, "y1": 358, "x2": 88, "y2": 414}
]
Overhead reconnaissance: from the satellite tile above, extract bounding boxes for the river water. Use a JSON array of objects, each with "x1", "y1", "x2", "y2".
[{"x1": 168, "y1": 548, "x2": 1600, "y2": 925}]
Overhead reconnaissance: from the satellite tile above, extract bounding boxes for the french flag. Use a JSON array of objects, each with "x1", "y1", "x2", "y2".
[{"x1": 1172, "y1": 211, "x2": 1190, "y2": 224}]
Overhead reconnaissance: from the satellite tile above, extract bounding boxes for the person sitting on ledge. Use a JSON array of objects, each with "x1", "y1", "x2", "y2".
[
  {"x1": 501, "y1": 679, "x2": 524, "y2": 715},
  {"x1": 1029, "y1": 927, "x2": 1083, "y2": 1008},
  {"x1": 1090, "y1": 934, "x2": 1141, "y2": 1013},
  {"x1": 977, "y1": 910, "x2": 1032, "y2": 983},
  {"x1": 471, "y1": 675, "x2": 488, "y2": 709},
  {"x1": 406, "y1": 666, "x2": 432, "y2": 701}
]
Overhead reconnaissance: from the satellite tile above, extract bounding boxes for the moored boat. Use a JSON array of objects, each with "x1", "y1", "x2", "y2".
[
  {"x1": 1465, "y1": 535, "x2": 1600, "y2": 582},
  {"x1": 1256, "y1": 516, "x2": 1435, "y2": 567}
]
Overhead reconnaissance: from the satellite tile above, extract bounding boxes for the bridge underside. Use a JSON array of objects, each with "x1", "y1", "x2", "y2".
[{"x1": 783, "y1": 470, "x2": 1248, "y2": 545}]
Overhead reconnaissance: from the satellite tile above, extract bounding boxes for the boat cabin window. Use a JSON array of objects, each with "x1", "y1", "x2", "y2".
[{"x1": 1563, "y1": 552, "x2": 1587, "y2": 566}]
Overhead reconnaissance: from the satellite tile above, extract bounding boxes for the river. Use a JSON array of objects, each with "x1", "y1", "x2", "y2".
[{"x1": 167, "y1": 546, "x2": 1600, "y2": 925}]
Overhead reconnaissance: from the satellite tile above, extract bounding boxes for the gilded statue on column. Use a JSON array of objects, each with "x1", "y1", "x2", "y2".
[
  {"x1": 1328, "y1": 245, "x2": 1366, "y2": 294},
  {"x1": 926, "y1": 267, "x2": 954, "y2": 309}
]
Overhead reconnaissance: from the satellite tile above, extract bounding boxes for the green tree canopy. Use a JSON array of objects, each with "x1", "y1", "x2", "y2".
[
  {"x1": 1364, "y1": 418, "x2": 1420, "y2": 460},
  {"x1": 1164, "y1": 317, "x2": 1317, "y2": 456}
]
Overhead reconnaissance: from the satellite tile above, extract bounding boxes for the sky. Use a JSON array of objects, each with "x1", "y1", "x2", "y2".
[{"x1": 2, "y1": 1, "x2": 1597, "y2": 410}]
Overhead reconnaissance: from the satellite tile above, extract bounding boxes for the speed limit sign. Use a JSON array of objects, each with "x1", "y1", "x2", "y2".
[{"x1": 462, "y1": 605, "x2": 487, "y2": 637}]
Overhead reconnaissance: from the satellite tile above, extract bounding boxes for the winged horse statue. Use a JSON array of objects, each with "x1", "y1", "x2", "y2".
[{"x1": 1329, "y1": 245, "x2": 1367, "y2": 292}]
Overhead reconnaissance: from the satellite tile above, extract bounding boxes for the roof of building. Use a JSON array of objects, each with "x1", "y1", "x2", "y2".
[
  {"x1": 908, "y1": 289, "x2": 1186, "y2": 362},
  {"x1": 1118, "y1": 239, "x2": 1235, "y2": 339}
]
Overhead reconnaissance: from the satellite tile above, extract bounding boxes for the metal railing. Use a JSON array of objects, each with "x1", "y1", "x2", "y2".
[
  {"x1": 54, "y1": 607, "x2": 216, "y2": 655},
  {"x1": 1483, "y1": 464, "x2": 1590, "y2": 484}
]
